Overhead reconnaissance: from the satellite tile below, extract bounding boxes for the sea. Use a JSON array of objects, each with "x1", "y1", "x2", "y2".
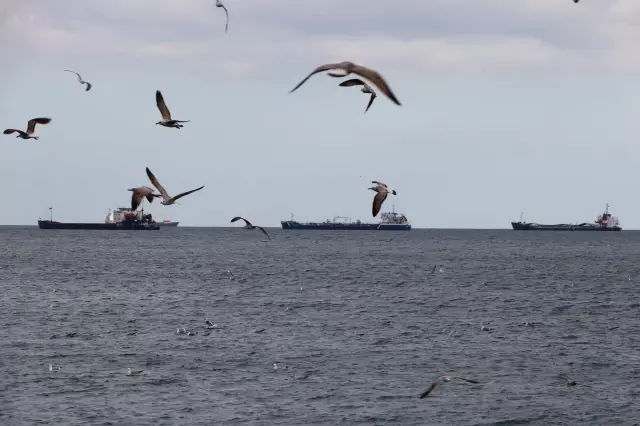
[{"x1": 1, "y1": 227, "x2": 639, "y2": 425}]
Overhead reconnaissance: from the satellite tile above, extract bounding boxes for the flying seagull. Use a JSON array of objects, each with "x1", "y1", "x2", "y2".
[
  {"x1": 338, "y1": 78, "x2": 377, "y2": 113},
  {"x1": 3, "y1": 118, "x2": 51, "y2": 140},
  {"x1": 230, "y1": 216, "x2": 271, "y2": 240},
  {"x1": 155, "y1": 90, "x2": 190, "y2": 129},
  {"x1": 289, "y1": 61, "x2": 401, "y2": 106},
  {"x1": 126, "y1": 368, "x2": 144, "y2": 376},
  {"x1": 368, "y1": 181, "x2": 397, "y2": 218},
  {"x1": 146, "y1": 167, "x2": 204, "y2": 206},
  {"x1": 128, "y1": 186, "x2": 161, "y2": 211},
  {"x1": 419, "y1": 375, "x2": 479, "y2": 398},
  {"x1": 216, "y1": 0, "x2": 229, "y2": 33},
  {"x1": 64, "y1": 69, "x2": 92, "y2": 91}
]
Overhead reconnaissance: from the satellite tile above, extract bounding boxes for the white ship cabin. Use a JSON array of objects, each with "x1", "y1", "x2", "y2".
[
  {"x1": 380, "y1": 211, "x2": 410, "y2": 225},
  {"x1": 106, "y1": 207, "x2": 144, "y2": 224},
  {"x1": 595, "y1": 204, "x2": 620, "y2": 229}
]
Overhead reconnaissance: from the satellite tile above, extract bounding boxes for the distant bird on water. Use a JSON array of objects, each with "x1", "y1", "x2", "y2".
[
  {"x1": 128, "y1": 186, "x2": 160, "y2": 211},
  {"x1": 126, "y1": 368, "x2": 144, "y2": 376},
  {"x1": 64, "y1": 70, "x2": 92, "y2": 91},
  {"x1": 289, "y1": 61, "x2": 401, "y2": 106},
  {"x1": 146, "y1": 167, "x2": 204, "y2": 206},
  {"x1": 48, "y1": 364, "x2": 60, "y2": 372},
  {"x1": 155, "y1": 90, "x2": 190, "y2": 129},
  {"x1": 3, "y1": 118, "x2": 51, "y2": 140},
  {"x1": 216, "y1": 0, "x2": 229, "y2": 33},
  {"x1": 231, "y1": 216, "x2": 271, "y2": 240},
  {"x1": 338, "y1": 78, "x2": 377, "y2": 113},
  {"x1": 369, "y1": 181, "x2": 397, "y2": 218},
  {"x1": 419, "y1": 375, "x2": 479, "y2": 398}
]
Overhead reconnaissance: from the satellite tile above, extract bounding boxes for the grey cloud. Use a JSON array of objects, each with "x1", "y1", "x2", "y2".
[{"x1": 2, "y1": 0, "x2": 639, "y2": 77}]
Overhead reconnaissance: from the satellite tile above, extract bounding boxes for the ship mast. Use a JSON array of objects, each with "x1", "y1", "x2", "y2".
[{"x1": 49, "y1": 206, "x2": 53, "y2": 222}]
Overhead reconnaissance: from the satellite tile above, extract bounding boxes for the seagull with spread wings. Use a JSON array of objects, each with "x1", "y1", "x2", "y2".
[
  {"x1": 419, "y1": 375, "x2": 479, "y2": 398},
  {"x1": 146, "y1": 167, "x2": 204, "y2": 206},
  {"x1": 290, "y1": 61, "x2": 401, "y2": 106},
  {"x1": 368, "y1": 181, "x2": 397, "y2": 218},
  {"x1": 3, "y1": 118, "x2": 51, "y2": 140},
  {"x1": 155, "y1": 90, "x2": 190, "y2": 129},
  {"x1": 64, "y1": 70, "x2": 92, "y2": 91},
  {"x1": 338, "y1": 78, "x2": 377, "y2": 113},
  {"x1": 230, "y1": 216, "x2": 271, "y2": 240}
]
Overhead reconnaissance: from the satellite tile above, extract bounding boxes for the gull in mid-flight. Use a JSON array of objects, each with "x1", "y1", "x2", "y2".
[
  {"x1": 216, "y1": 0, "x2": 229, "y2": 33},
  {"x1": 128, "y1": 186, "x2": 161, "y2": 211},
  {"x1": 289, "y1": 61, "x2": 401, "y2": 106},
  {"x1": 64, "y1": 69, "x2": 92, "y2": 91},
  {"x1": 369, "y1": 181, "x2": 397, "y2": 218},
  {"x1": 230, "y1": 216, "x2": 271, "y2": 240},
  {"x1": 419, "y1": 375, "x2": 479, "y2": 398},
  {"x1": 3, "y1": 118, "x2": 51, "y2": 140},
  {"x1": 155, "y1": 90, "x2": 190, "y2": 129},
  {"x1": 146, "y1": 167, "x2": 204, "y2": 206},
  {"x1": 338, "y1": 78, "x2": 377, "y2": 113}
]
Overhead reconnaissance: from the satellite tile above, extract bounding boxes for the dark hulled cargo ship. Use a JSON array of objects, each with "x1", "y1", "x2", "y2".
[
  {"x1": 511, "y1": 204, "x2": 621, "y2": 231},
  {"x1": 38, "y1": 207, "x2": 160, "y2": 230},
  {"x1": 281, "y1": 210, "x2": 411, "y2": 231}
]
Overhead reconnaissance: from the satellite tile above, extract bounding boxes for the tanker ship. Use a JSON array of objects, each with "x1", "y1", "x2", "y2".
[{"x1": 281, "y1": 209, "x2": 411, "y2": 231}]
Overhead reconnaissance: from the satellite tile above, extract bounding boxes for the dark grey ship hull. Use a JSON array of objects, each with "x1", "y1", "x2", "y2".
[
  {"x1": 511, "y1": 222, "x2": 621, "y2": 231},
  {"x1": 38, "y1": 220, "x2": 160, "y2": 230}
]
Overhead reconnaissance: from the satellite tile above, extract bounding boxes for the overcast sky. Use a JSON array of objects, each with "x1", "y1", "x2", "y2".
[{"x1": 1, "y1": 0, "x2": 640, "y2": 228}]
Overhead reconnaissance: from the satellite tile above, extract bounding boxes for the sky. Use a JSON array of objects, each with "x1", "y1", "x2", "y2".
[{"x1": 2, "y1": 0, "x2": 640, "y2": 228}]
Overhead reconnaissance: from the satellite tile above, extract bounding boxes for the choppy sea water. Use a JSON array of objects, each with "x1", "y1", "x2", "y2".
[{"x1": 1, "y1": 227, "x2": 639, "y2": 425}]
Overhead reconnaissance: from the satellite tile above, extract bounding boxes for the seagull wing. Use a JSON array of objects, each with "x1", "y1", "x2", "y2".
[
  {"x1": 451, "y1": 376, "x2": 479, "y2": 384},
  {"x1": 257, "y1": 226, "x2": 271, "y2": 240},
  {"x1": 156, "y1": 90, "x2": 172, "y2": 120},
  {"x1": 145, "y1": 167, "x2": 171, "y2": 201},
  {"x1": 222, "y1": 5, "x2": 229, "y2": 33},
  {"x1": 372, "y1": 181, "x2": 387, "y2": 188},
  {"x1": 372, "y1": 190, "x2": 388, "y2": 218},
  {"x1": 338, "y1": 78, "x2": 366, "y2": 87},
  {"x1": 419, "y1": 380, "x2": 441, "y2": 399},
  {"x1": 27, "y1": 118, "x2": 51, "y2": 134},
  {"x1": 131, "y1": 190, "x2": 144, "y2": 211},
  {"x1": 364, "y1": 92, "x2": 377, "y2": 113},
  {"x1": 64, "y1": 69, "x2": 83, "y2": 82},
  {"x1": 289, "y1": 63, "x2": 345, "y2": 93},
  {"x1": 352, "y1": 65, "x2": 401, "y2": 106},
  {"x1": 3, "y1": 129, "x2": 28, "y2": 137},
  {"x1": 168, "y1": 186, "x2": 205, "y2": 203},
  {"x1": 231, "y1": 216, "x2": 252, "y2": 226}
]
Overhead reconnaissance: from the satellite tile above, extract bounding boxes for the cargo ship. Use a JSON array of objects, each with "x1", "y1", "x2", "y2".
[
  {"x1": 511, "y1": 204, "x2": 621, "y2": 231},
  {"x1": 38, "y1": 207, "x2": 160, "y2": 230},
  {"x1": 281, "y1": 209, "x2": 411, "y2": 231},
  {"x1": 106, "y1": 207, "x2": 178, "y2": 227}
]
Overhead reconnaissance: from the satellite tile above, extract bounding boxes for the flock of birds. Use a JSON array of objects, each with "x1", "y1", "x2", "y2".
[{"x1": 28, "y1": 0, "x2": 588, "y2": 395}]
